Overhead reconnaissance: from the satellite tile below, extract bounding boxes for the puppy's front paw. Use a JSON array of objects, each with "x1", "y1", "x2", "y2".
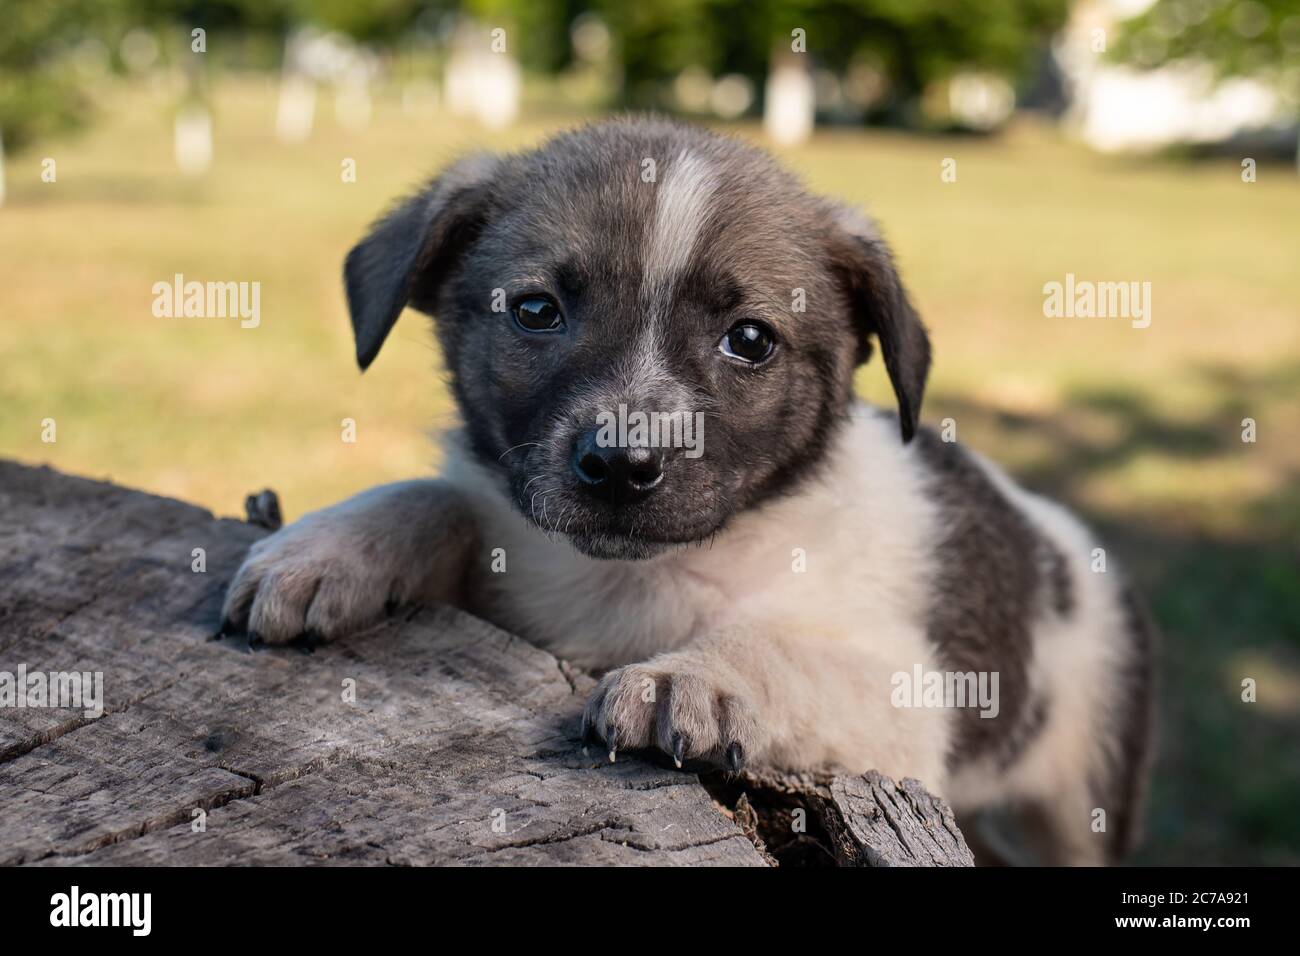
[
  {"x1": 581, "y1": 660, "x2": 762, "y2": 772},
  {"x1": 219, "y1": 517, "x2": 413, "y2": 646}
]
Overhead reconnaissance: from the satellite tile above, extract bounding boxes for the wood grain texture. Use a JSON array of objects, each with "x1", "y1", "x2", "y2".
[{"x1": 0, "y1": 460, "x2": 970, "y2": 867}]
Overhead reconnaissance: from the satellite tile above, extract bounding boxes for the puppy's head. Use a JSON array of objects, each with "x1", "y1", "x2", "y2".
[{"x1": 344, "y1": 118, "x2": 929, "y2": 559}]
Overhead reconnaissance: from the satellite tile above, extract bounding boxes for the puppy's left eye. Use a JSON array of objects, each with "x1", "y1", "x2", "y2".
[
  {"x1": 513, "y1": 295, "x2": 565, "y2": 333},
  {"x1": 718, "y1": 321, "x2": 776, "y2": 364}
]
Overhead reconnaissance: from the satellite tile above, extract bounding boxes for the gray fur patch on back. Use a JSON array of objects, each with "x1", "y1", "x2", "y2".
[{"x1": 910, "y1": 425, "x2": 1070, "y2": 769}]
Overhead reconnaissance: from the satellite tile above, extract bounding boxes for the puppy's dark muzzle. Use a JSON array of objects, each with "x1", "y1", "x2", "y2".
[{"x1": 571, "y1": 428, "x2": 665, "y2": 505}]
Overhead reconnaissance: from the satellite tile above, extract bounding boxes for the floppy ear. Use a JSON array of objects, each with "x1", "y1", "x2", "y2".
[
  {"x1": 343, "y1": 154, "x2": 501, "y2": 370},
  {"x1": 824, "y1": 205, "x2": 931, "y2": 443}
]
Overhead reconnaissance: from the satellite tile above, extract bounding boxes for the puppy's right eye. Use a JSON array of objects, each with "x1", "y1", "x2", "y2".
[{"x1": 512, "y1": 296, "x2": 565, "y2": 333}]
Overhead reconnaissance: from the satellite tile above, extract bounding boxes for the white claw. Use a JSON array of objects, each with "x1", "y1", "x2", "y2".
[{"x1": 608, "y1": 749, "x2": 617, "y2": 763}]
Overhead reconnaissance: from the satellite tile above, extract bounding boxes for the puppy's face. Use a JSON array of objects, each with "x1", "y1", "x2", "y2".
[{"x1": 345, "y1": 120, "x2": 929, "y2": 559}]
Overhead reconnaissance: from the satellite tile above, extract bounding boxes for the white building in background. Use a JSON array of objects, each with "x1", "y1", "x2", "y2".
[
  {"x1": 335, "y1": 57, "x2": 377, "y2": 132},
  {"x1": 1058, "y1": 0, "x2": 1289, "y2": 152},
  {"x1": 275, "y1": 70, "x2": 316, "y2": 143},
  {"x1": 948, "y1": 72, "x2": 1017, "y2": 130},
  {"x1": 444, "y1": 23, "x2": 521, "y2": 130},
  {"x1": 764, "y1": 51, "x2": 815, "y2": 145},
  {"x1": 276, "y1": 28, "x2": 377, "y2": 142},
  {"x1": 174, "y1": 105, "x2": 213, "y2": 175}
]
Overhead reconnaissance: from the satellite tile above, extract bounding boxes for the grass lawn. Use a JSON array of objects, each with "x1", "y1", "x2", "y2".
[{"x1": 2, "y1": 75, "x2": 1297, "y2": 863}]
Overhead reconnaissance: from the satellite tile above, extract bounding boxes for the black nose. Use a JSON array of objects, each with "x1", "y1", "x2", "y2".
[{"x1": 571, "y1": 429, "x2": 665, "y2": 503}]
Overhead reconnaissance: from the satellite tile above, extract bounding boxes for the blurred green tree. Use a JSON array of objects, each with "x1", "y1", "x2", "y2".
[
  {"x1": 0, "y1": 0, "x2": 297, "y2": 152},
  {"x1": 584, "y1": 0, "x2": 1071, "y2": 117},
  {"x1": 458, "y1": 0, "x2": 575, "y2": 71},
  {"x1": 1114, "y1": 0, "x2": 1300, "y2": 78},
  {"x1": 0, "y1": 0, "x2": 121, "y2": 152},
  {"x1": 299, "y1": 0, "x2": 437, "y2": 43}
]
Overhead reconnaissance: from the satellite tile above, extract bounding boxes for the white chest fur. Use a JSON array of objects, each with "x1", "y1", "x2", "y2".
[{"x1": 443, "y1": 406, "x2": 942, "y2": 675}]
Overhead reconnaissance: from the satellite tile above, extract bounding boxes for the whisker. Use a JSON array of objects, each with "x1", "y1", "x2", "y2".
[
  {"x1": 530, "y1": 487, "x2": 554, "y2": 521},
  {"x1": 499, "y1": 441, "x2": 542, "y2": 462}
]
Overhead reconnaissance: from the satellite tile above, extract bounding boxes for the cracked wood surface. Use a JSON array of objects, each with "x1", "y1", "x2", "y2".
[{"x1": 0, "y1": 461, "x2": 971, "y2": 867}]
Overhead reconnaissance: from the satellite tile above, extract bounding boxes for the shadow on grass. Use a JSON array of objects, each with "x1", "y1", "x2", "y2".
[{"x1": 929, "y1": 360, "x2": 1300, "y2": 864}]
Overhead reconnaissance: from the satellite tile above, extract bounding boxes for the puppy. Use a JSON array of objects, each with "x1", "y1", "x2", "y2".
[{"x1": 221, "y1": 118, "x2": 1155, "y2": 865}]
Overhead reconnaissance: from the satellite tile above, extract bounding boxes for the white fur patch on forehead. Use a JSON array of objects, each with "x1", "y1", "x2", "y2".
[{"x1": 642, "y1": 150, "x2": 720, "y2": 307}]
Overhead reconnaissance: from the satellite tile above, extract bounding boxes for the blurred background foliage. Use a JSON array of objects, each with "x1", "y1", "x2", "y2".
[
  {"x1": 6, "y1": 0, "x2": 1299, "y2": 151},
  {"x1": 0, "y1": 0, "x2": 1297, "y2": 865},
  {"x1": 4, "y1": 0, "x2": 1080, "y2": 145},
  {"x1": 1114, "y1": 0, "x2": 1300, "y2": 76}
]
